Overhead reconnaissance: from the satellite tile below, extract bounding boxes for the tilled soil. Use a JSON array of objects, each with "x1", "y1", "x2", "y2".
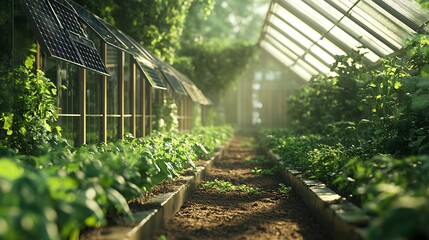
[{"x1": 152, "y1": 136, "x2": 328, "y2": 240}]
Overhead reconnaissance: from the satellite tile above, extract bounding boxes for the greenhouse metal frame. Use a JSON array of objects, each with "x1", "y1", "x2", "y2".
[
  {"x1": 259, "y1": 0, "x2": 429, "y2": 81},
  {"x1": 19, "y1": 0, "x2": 211, "y2": 145}
]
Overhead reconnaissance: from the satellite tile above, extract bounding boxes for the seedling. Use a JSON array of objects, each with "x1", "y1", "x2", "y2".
[
  {"x1": 202, "y1": 179, "x2": 262, "y2": 193},
  {"x1": 245, "y1": 155, "x2": 270, "y2": 164},
  {"x1": 278, "y1": 183, "x2": 291, "y2": 194},
  {"x1": 251, "y1": 166, "x2": 279, "y2": 175}
]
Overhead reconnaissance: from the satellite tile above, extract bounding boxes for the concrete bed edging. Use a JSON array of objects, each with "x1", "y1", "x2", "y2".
[
  {"x1": 263, "y1": 147, "x2": 369, "y2": 240},
  {"x1": 95, "y1": 145, "x2": 227, "y2": 240}
]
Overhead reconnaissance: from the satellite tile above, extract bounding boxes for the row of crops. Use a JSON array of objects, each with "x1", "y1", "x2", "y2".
[
  {"x1": 261, "y1": 35, "x2": 429, "y2": 239},
  {"x1": 0, "y1": 126, "x2": 232, "y2": 239}
]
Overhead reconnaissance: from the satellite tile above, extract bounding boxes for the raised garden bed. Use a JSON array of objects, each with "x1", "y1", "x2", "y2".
[
  {"x1": 92, "y1": 146, "x2": 225, "y2": 240},
  {"x1": 263, "y1": 148, "x2": 368, "y2": 240}
]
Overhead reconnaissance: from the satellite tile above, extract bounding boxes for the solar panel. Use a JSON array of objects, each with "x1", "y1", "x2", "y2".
[
  {"x1": 50, "y1": 0, "x2": 84, "y2": 36},
  {"x1": 181, "y1": 81, "x2": 200, "y2": 103},
  {"x1": 20, "y1": 0, "x2": 109, "y2": 75},
  {"x1": 99, "y1": 20, "x2": 140, "y2": 55},
  {"x1": 65, "y1": 0, "x2": 127, "y2": 51},
  {"x1": 173, "y1": 70, "x2": 211, "y2": 105},
  {"x1": 160, "y1": 67, "x2": 187, "y2": 96},
  {"x1": 73, "y1": 37, "x2": 108, "y2": 74},
  {"x1": 141, "y1": 63, "x2": 167, "y2": 90}
]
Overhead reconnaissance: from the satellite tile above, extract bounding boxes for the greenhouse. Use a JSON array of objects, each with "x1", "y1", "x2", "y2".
[{"x1": 1, "y1": 0, "x2": 429, "y2": 239}]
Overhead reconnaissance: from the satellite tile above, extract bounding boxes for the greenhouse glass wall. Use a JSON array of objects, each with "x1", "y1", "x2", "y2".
[
  {"x1": 223, "y1": 0, "x2": 429, "y2": 129},
  {"x1": 9, "y1": 0, "x2": 212, "y2": 145}
]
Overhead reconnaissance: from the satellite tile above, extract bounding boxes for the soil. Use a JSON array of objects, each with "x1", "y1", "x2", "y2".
[{"x1": 151, "y1": 136, "x2": 329, "y2": 240}]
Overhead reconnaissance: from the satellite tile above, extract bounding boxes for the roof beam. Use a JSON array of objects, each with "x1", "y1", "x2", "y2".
[
  {"x1": 271, "y1": 12, "x2": 337, "y2": 66},
  {"x1": 260, "y1": 41, "x2": 314, "y2": 81},
  {"x1": 325, "y1": 0, "x2": 400, "y2": 52},
  {"x1": 372, "y1": 0, "x2": 419, "y2": 31},
  {"x1": 264, "y1": 33, "x2": 299, "y2": 62},
  {"x1": 267, "y1": 27, "x2": 329, "y2": 73},
  {"x1": 277, "y1": 0, "x2": 374, "y2": 66},
  {"x1": 275, "y1": 1, "x2": 351, "y2": 54},
  {"x1": 301, "y1": 0, "x2": 390, "y2": 57}
]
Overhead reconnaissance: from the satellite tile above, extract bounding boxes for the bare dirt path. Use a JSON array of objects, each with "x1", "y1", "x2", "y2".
[{"x1": 152, "y1": 135, "x2": 328, "y2": 240}]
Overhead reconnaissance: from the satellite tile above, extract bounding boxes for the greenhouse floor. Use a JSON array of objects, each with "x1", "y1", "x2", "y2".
[{"x1": 152, "y1": 136, "x2": 328, "y2": 240}]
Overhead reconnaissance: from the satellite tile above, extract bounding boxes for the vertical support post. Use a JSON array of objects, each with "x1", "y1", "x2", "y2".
[
  {"x1": 119, "y1": 51, "x2": 125, "y2": 140},
  {"x1": 132, "y1": 63, "x2": 137, "y2": 137},
  {"x1": 36, "y1": 43, "x2": 41, "y2": 70},
  {"x1": 190, "y1": 102, "x2": 193, "y2": 130},
  {"x1": 187, "y1": 99, "x2": 190, "y2": 130},
  {"x1": 79, "y1": 68, "x2": 87, "y2": 145},
  {"x1": 186, "y1": 99, "x2": 191, "y2": 130},
  {"x1": 277, "y1": 88, "x2": 280, "y2": 126},
  {"x1": 11, "y1": 0, "x2": 15, "y2": 68},
  {"x1": 180, "y1": 96, "x2": 184, "y2": 131},
  {"x1": 142, "y1": 79, "x2": 147, "y2": 137},
  {"x1": 201, "y1": 105, "x2": 205, "y2": 126},
  {"x1": 149, "y1": 88, "x2": 153, "y2": 134},
  {"x1": 183, "y1": 97, "x2": 187, "y2": 130},
  {"x1": 101, "y1": 43, "x2": 108, "y2": 143}
]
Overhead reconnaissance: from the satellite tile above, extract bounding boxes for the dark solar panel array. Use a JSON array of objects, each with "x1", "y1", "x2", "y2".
[
  {"x1": 50, "y1": 0, "x2": 84, "y2": 35},
  {"x1": 65, "y1": 0, "x2": 127, "y2": 51},
  {"x1": 21, "y1": 0, "x2": 82, "y2": 64},
  {"x1": 61, "y1": 0, "x2": 169, "y2": 90},
  {"x1": 161, "y1": 68, "x2": 187, "y2": 95},
  {"x1": 141, "y1": 65, "x2": 167, "y2": 89},
  {"x1": 126, "y1": 36, "x2": 156, "y2": 62},
  {"x1": 20, "y1": 0, "x2": 109, "y2": 75},
  {"x1": 100, "y1": 21, "x2": 140, "y2": 55},
  {"x1": 74, "y1": 38, "x2": 107, "y2": 74}
]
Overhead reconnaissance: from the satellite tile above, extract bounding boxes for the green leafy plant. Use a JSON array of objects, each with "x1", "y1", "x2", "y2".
[
  {"x1": 202, "y1": 179, "x2": 235, "y2": 193},
  {"x1": 262, "y1": 34, "x2": 429, "y2": 239},
  {"x1": 0, "y1": 46, "x2": 60, "y2": 155},
  {"x1": 278, "y1": 183, "x2": 291, "y2": 194},
  {"x1": 244, "y1": 155, "x2": 270, "y2": 164},
  {"x1": 202, "y1": 179, "x2": 261, "y2": 194},
  {"x1": 250, "y1": 166, "x2": 278, "y2": 175},
  {"x1": 0, "y1": 126, "x2": 233, "y2": 239}
]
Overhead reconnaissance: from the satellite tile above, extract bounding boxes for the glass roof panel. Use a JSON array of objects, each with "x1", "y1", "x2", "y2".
[
  {"x1": 265, "y1": 35, "x2": 298, "y2": 61},
  {"x1": 290, "y1": 64, "x2": 313, "y2": 81},
  {"x1": 260, "y1": 0, "x2": 429, "y2": 80},
  {"x1": 270, "y1": 15, "x2": 313, "y2": 48},
  {"x1": 360, "y1": 0, "x2": 414, "y2": 34},
  {"x1": 360, "y1": 47, "x2": 381, "y2": 63},
  {"x1": 160, "y1": 66, "x2": 187, "y2": 96},
  {"x1": 302, "y1": 0, "x2": 344, "y2": 21},
  {"x1": 273, "y1": 4, "x2": 321, "y2": 41},
  {"x1": 328, "y1": 26, "x2": 361, "y2": 49},
  {"x1": 338, "y1": 17, "x2": 393, "y2": 55},
  {"x1": 303, "y1": 54, "x2": 330, "y2": 73},
  {"x1": 266, "y1": 26, "x2": 305, "y2": 56},
  {"x1": 260, "y1": 40, "x2": 295, "y2": 66},
  {"x1": 317, "y1": 38, "x2": 346, "y2": 56},
  {"x1": 309, "y1": 45, "x2": 336, "y2": 66},
  {"x1": 303, "y1": 0, "x2": 393, "y2": 56},
  {"x1": 329, "y1": 0, "x2": 405, "y2": 50},
  {"x1": 373, "y1": 0, "x2": 429, "y2": 31},
  {"x1": 283, "y1": 0, "x2": 334, "y2": 31},
  {"x1": 295, "y1": 59, "x2": 319, "y2": 76}
]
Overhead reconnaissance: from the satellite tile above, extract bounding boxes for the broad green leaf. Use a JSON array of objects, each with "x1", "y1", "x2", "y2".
[
  {"x1": 393, "y1": 81, "x2": 401, "y2": 89},
  {"x1": 107, "y1": 188, "x2": 132, "y2": 219},
  {"x1": 19, "y1": 127, "x2": 27, "y2": 135},
  {"x1": 0, "y1": 159, "x2": 24, "y2": 180},
  {"x1": 411, "y1": 94, "x2": 429, "y2": 111},
  {"x1": 417, "y1": 76, "x2": 429, "y2": 89},
  {"x1": 1, "y1": 113, "x2": 14, "y2": 135}
]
